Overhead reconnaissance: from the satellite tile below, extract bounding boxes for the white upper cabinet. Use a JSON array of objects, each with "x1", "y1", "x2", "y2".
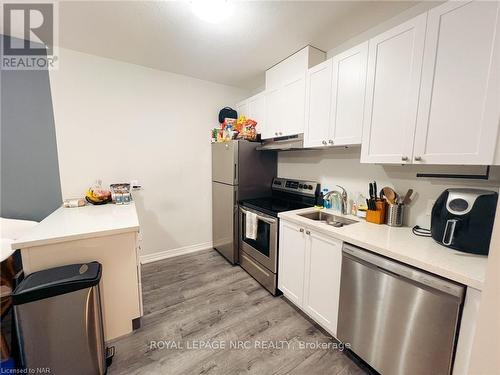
[
  {"x1": 362, "y1": 1, "x2": 500, "y2": 165},
  {"x1": 361, "y1": 14, "x2": 427, "y2": 164},
  {"x1": 235, "y1": 100, "x2": 249, "y2": 119},
  {"x1": 278, "y1": 221, "x2": 306, "y2": 306},
  {"x1": 263, "y1": 46, "x2": 326, "y2": 140},
  {"x1": 330, "y1": 42, "x2": 369, "y2": 146},
  {"x1": 265, "y1": 73, "x2": 307, "y2": 139},
  {"x1": 303, "y1": 231, "x2": 343, "y2": 336},
  {"x1": 304, "y1": 59, "x2": 333, "y2": 147},
  {"x1": 262, "y1": 88, "x2": 280, "y2": 139},
  {"x1": 266, "y1": 46, "x2": 326, "y2": 90},
  {"x1": 413, "y1": 1, "x2": 500, "y2": 165},
  {"x1": 304, "y1": 42, "x2": 368, "y2": 148},
  {"x1": 234, "y1": 91, "x2": 266, "y2": 134},
  {"x1": 281, "y1": 75, "x2": 307, "y2": 137},
  {"x1": 247, "y1": 92, "x2": 266, "y2": 135}
]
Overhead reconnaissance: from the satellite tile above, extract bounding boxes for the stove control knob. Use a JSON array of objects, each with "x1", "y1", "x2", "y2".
[
  {"x1": 308, "y1": 185, "x2": 313, "y2": 190},
  {"x1": 299, "y1": 184, "x2": 303, "y2": 189}
]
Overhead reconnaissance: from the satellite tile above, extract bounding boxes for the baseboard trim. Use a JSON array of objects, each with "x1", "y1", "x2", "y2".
[{"x1": 140, "y1": 241, "x2": 213, "y2": 264}]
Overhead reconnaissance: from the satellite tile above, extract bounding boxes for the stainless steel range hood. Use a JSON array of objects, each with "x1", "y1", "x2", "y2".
[{"x1": 257, "y1": 134, "x2": 304, "y2": 151}]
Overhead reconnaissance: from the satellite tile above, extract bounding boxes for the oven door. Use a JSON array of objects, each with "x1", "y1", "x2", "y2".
[{"x1": 239, "y1": 206, "x2": 278, "y2": 272}]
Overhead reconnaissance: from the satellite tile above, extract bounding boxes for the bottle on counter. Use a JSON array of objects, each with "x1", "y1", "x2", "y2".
[
  {"x1": 322, "y1": 188, "x2": 331, "y2": 209},
  {"x1": 318, "y1": 190, "x2": 325, "y2": 208},
  {"x1": 63, "y1": 198, "x2": 86, "y2": 208}
]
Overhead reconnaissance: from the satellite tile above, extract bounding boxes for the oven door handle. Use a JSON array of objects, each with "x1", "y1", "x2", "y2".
[{"x1": 239, "y1": 207, "x2": 277, "y2": 225}]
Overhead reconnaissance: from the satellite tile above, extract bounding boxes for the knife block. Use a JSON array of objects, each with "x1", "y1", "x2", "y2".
[{"x1": 366, "y1": 200, "x2": 386, "y2": 225}]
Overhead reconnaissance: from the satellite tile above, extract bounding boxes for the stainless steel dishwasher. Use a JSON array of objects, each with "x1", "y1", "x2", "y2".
[{"x1": 338, "y1": 244, "x2": 465, "y2": 375}]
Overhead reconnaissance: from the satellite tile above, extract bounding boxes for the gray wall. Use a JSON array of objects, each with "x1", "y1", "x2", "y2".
[{"x1": 1, "y1": 35, "x2": 62, "y2": 222}]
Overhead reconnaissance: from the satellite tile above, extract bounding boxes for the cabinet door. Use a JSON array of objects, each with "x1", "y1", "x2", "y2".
[
  {"x1": 360, "y1": 14, "x2": 427, "y2": 164},
  {"x1": 235, "y1": 100, "x2": 248, "y2": 119},
  {"x1": 413, "y1": 1, "x2": 500, "y2": 165},
  {"x1": 330, "y1": 42, "x2": 368, "y2": 146},
  {"x1": 303, "y1": 231, "x2": 342, "y2": 335},
  {"x1": 263, "y1": 87, "x2": 281, "y2": 139},
  {"x1": 281, "y1": 75, "x2": 306, "y2": 137},
  {"x1": 304, "y1": 59, "x2": 333, "y2": 148},
  {"x1": 248, "y1": 92, "x2": 266, "y2": 135},
  {"x1": 278, "y1": 221, "x2": 306, "y2": 306}
]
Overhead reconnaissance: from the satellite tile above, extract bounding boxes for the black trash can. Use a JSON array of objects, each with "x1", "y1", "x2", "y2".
[{"x1": 12, "y1": 262, "x2": 113, "y2": 374}]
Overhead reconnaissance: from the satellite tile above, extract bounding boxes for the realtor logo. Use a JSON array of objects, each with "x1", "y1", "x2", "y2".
[{"x1": 1, "y1": 1, "x2": 59, "y2": 69}]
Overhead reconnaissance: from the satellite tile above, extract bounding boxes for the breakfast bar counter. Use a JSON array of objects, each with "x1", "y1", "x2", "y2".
[{"x1": 11, "y1": 203, "x2": 143, "y2": 341}]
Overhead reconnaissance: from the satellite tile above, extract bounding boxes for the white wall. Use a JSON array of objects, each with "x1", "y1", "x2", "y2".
[
  {"x1": 326, "y1": 1, "x2": 442, "y2": 58},
  {"x1": 278, "y1": 148, "x2": 500, "y2": 228},
  {"x1": 49, "y1": 48, "x2": 248, "y2": 259},
  {"x1": 469, "y1": 199, "x2": 500, "y2": 373}
]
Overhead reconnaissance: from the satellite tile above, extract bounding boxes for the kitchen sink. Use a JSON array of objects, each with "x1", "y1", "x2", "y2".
[{"x1": 298, "y1": 211, "x2": 358, "y2": 227}]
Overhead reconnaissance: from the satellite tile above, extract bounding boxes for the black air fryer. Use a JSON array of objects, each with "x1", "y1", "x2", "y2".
[{"x1": 431, "y1": 189, "x2": 498, "y2": 255}]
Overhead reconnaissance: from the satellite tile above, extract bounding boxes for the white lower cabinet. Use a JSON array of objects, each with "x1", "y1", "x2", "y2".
[
  {"x1": 278, "y1": 221, "x2": 307, "y2": 306},
  {"x1": 303, "y1": 231, "x2": 342, "y2": 335},
  {"x1": 278, "y1": 220, "x2": 342, "y2": 336}
]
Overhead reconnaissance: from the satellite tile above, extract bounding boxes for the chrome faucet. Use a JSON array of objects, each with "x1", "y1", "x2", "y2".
[{"x1": 324, "y1": 185, "x2": 348, "y2": 215}]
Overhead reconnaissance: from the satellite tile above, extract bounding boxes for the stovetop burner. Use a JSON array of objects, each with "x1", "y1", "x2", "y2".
[
  {"x1": 240, "y1": 197, "x2": 313, "y2": 217},
  {"x1": 239, "y1": 177, "x2": 320, "y2": 217}
]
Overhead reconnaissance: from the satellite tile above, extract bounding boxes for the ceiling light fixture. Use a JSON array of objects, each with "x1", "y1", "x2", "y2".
[{"x1": 191, "y1": 0, "x2": 232, "y2": 24}]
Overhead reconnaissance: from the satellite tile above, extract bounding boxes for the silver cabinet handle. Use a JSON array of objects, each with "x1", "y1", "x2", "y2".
[
  {"x1": 401, "y1": 156, "x2": 409, "y2": 161},
  {"x1": 414, "y1": 156, "x2": 422, "y2": 161},
  {"x1": 305, "y1": 230, "x2": 311, "y2": 235},
  {"x1": 299, "y1": 228, "x2": 304, "y2": 233},
  {"x1": 322, "y1": 140, "x2": 327, "y2": 145},
  {"x1": 328, "y1": 140, "x2": 334, "y2": 144}
]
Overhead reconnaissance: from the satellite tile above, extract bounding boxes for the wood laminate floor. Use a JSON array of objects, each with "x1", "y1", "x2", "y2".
[{"x1": 109, "y1": 249, "x2": 368, "y2": 375}]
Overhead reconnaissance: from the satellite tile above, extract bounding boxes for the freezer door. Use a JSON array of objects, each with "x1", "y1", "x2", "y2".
[
  {"x1": 212, "y1": 141, "x2": 238, "y2": 185},
  {"x1": 212, "y1": 182, "x2": 238, "y2": 264}
]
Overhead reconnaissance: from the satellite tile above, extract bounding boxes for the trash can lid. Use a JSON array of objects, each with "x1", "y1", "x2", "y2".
[{"x1": 12, "y1": 262, "x2": 102, "y2": 305}]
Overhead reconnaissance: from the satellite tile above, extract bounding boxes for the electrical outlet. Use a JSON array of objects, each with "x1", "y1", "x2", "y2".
[
  {"x1": 130, "y1": 179, "x2": 142, "y2": 190},
  {"x1": 426, "y1": 199, "x2": 436, "y2": 216}
]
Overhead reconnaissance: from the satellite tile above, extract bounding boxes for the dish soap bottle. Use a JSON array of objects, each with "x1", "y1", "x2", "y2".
[{"x1": 322, "y1": 188, "x2": 331, "y2": 209}]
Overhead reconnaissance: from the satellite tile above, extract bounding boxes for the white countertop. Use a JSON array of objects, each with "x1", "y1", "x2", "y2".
[
  {"x1": 1, "y1": 218, "x2": 38, "y2": 262},
  {"x1": 11, "y1": 203, "x2": 140, "y2": 249},
  {"x1": 279, "y1": 207, "x2": 488, "y2": 290}
]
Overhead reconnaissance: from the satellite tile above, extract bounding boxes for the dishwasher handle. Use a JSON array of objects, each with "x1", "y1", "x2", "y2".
[{"x1": 343, "y1": 244, "x2": 465, "y2": 299}]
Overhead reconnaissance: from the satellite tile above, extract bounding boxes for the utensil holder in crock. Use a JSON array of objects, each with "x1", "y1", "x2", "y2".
[{"x1": 386, "y1": 203, "x2": 404, "y2": 227}]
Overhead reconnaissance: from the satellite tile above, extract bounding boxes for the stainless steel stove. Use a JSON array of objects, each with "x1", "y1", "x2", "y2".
[{"x1": 238, "y1": 177, "x2": 320, "y2": 295}]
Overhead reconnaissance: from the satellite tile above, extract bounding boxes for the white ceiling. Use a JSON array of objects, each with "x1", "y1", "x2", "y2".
[{"x1": 54, "y1": 1, "x2": 419, "y2": 89}]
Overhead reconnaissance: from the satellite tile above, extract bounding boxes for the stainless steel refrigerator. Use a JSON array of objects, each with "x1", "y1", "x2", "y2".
[{"x1": 212, "y1": 140, "x2": 276, "y2": 264}]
